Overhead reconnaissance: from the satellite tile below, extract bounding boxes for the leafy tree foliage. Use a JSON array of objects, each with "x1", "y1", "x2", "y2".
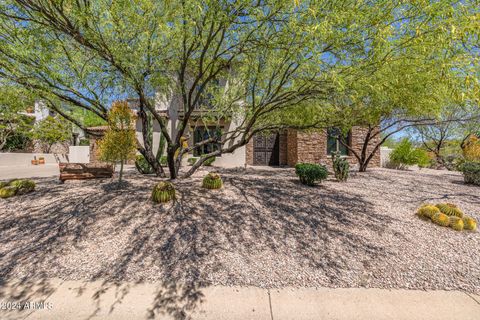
[
  {"x1": 0, "y1": 1, "x2": 478, "y2": 177},
  {"x1": 97, "y1": 101, "x2": 137, "y2": 183},
  {"x1": 0, "y1": 85, "x2": 35, "y2": 150},
  {"x1": 32, "y1": 116, "x2": 71, "y2": 153}
]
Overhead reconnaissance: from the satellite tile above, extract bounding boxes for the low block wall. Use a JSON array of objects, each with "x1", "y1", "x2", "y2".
[{"x1": 0, "y1": 152, "x2": 68, "y2": 166}]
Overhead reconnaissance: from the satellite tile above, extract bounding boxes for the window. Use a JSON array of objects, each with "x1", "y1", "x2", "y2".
[
  {"x1": 193, "y1": 126, "x2": 222, "y2": 156},
  {"x1": 327, "y1": 128, "x2": 350, "y2": 156}
]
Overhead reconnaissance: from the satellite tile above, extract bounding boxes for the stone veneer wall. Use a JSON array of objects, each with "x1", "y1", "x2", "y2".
[
  {"x1": 245, "y1": 138, "x2": 253, "y2": 166},
  {"x1": 246, "y1": 126, "x2": 381, "y2": 168},
  {"x1": 286, "y1": 126, "x2": 381, "y2": 168}
]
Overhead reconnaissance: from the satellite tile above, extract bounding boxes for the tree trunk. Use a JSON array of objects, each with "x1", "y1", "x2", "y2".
[
  {"x1": 138, "y1": 106, "x2": 165, "y2": 177},
  {"x1": 119, "y1": 159, "x2": 124, "y2": 183},
  {"x1": 167, "y1": 147, "x2": 177, "y2": 179}
]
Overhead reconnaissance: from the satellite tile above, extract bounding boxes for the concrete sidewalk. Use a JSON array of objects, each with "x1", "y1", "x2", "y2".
[{"x1": 0, "y1": 279, "x2": 479, "y2": 320}]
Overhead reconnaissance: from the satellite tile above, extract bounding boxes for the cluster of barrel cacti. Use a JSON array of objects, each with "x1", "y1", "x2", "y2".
[
  {"x1": 416, "y1": 203, "x2": 477, "y2": 232},
  {"x1": 0, "y1": 179, "x2": 36, "y2": 199},
  {"x1": 202, "y1": 173, "x2": 223, "y2": 189},
  {"x1": 151, "y1": 173, "x2": 224, "y2": 204}
]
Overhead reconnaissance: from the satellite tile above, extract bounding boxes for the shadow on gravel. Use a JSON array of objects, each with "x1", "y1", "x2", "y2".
[{"x1": 0, "y1": 168, "x2": 396, "y2": 319}]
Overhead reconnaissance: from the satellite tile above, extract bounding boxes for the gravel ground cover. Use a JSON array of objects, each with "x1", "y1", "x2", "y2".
[{"x1": 0, "y1": 167, "x2": 479, "y2": 293}]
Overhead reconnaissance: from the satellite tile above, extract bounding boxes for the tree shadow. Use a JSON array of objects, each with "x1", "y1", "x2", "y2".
[{"x1": 0, "y1": 168, "x2": 400, "y2": 319}]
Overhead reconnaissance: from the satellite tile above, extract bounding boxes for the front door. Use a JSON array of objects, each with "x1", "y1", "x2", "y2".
[{"x1": 253, "y1": 133, "x2": 279, "y2": 166}]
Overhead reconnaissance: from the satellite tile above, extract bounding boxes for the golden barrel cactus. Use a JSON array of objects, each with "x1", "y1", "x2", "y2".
[
  {"x1": 151, "y1": 181, "x2": 176, "y2": 203},
  {"x1": 462, "y1": 216, "x2": 477, "y2": 231},
  {"x1": 432, "y1": 212, "x2": 450, "y2": 227},
  {"x1": 417, "y1": 204, "x2": 440, "y2": 218},
  {"x1": 448, "y1": 216, "x2": 464, "y2": 231},
  {"x1": 0, "y1": 186, "x2": 18, "y2": 199},
  {"x1": 435, "y1": 203, "x2": 463, "y2": 218},
  {"x1": 202, "y1": 173, "x2": 223, "y2": 190}
]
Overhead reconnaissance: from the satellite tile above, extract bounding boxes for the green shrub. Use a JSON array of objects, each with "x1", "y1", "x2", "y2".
[
  {"x1": 0, "y1": 186, "x2": 18, "y2": 198},
  {"x1": 9, "y1": 179, "x2": 35, "y2": 195},
  {"x1": 151, "y1": 181, "x2": 175, "y2": 203},
  {"x1": 295, "y1": 163, "x2": 328, "y2": 186},
  {"x1": 79, "y1": 138, "x2": 90, "y2": 146},
  {"x1": 460, "y1": 161, "x2": 480, "y2": 186},
  {"x1": 202, "y1": 156, "x2": 216, "y2": 166},
  {"x1": 160, "y1": 156, "x2": 168, "y2": 166},
  {"x1": 331, "y1": 152, "x2": 349, "y2": 182},
  {"x1": 135, "y1": 155, "x2": 155, "y2": 174},
  {"x1": 389, "y1": 139, "x2": 430, "y2": 169},
  {"x1": 202, "y1": 173, "x2": 223, "y2": 189},
  {"x1": 187, "y1": 157, "x2": 198, "y2": 166},
  {"x1": 0, "y1": 181, "x2": 8, "y2": 189}
]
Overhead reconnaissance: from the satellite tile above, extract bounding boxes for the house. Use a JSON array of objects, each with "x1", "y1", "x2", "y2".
[{"x1": 124, "y1": 93, "x2": 381, "y2": 169}]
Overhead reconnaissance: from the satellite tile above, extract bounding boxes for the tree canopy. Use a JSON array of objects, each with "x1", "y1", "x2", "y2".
[{"x1": 0, "y1": 0, "x2": 478, "y2": 176}]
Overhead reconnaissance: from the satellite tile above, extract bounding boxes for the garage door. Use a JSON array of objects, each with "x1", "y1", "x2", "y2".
[{"x1": 253, "y1": 133, "x2": 279, "y2": 166}]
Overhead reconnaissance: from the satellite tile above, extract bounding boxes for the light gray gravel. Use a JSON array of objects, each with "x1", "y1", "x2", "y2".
[{"x1": 0, "y1": 167, "x2": 479, "y2": 293}]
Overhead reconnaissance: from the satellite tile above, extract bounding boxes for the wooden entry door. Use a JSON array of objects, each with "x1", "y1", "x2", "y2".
[{"x1": 253, "y1": 133, "x2": 280, "y2": 166}]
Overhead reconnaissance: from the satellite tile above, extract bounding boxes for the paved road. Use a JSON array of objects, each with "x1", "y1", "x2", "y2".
[{"x1": 0, "y1": 279, "x2": 478, "y2": 320}]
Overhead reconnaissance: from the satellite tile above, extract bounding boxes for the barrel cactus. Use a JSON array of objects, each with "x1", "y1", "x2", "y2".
[
  {"x1": 0, "y1": 186, "x2": 18, "y2": 199},
  {"x1": 448, "y1": 216, "x2": 464, "y2": 231},
  {"x1": 435, "y1": 203, "x2": 463, "y2": 218},
  {"x1": 9, "y1": 179, "x2": 35, "y2": 195},
  {"x1": 331, "y1": 152, "x2": 349, "y2": 182},
  {"x1": 432, "y1": 212, "x2": 450, "y2": 227},
  {"x1": 202, "y1": 173, "x2": 223, "y2": 189},
  {"x1": 463, "y1": 216, "x2": 477, "y2": 231},
  {"x1": 151, "y1": 181, "x2": 175, "y2": 203},
  {"x1": 417, "y1": 204, "x2": 440, "y2": 219}
]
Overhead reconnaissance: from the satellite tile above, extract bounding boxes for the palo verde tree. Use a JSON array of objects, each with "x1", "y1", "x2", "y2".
[
  {"x1": 0, "y1": 84, "x2": 35, "y2": 150},
  {"x1": 97, "y1": 101, "x2": 137, "y2": 183},
  {"x1": 0, "y1": 1, "x2": 478, "y2": 177},
  {"x1": 320, "y1": 1, "x2": 480, "y2": 171}
]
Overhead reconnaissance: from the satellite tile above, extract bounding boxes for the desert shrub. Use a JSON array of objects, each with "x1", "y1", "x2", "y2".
[
  {"x1": 448, "y1": 216, "x2": 464, "y2": 231},
  {"x1": 331, "y1": 152, "x2": 349, "y2": 182},
  {"x1": 463, "y1": 135, "x2": 480, "y2": 162},
  {"x1": 389, "y1": 139, "x2": 430, "y2": 169},
  {"x1": 202, "y1": 173, "x2": 223, "y2": 189},
  {"x1": 435, "y1": 203, "x2": 464, "y2": 218},
  {"x1": 462, "y1": 216, "x2": 477, "y2": 231},
  {"x1": 417, "y1": 204, "x2": 440, "y2": 219},
  {"x1": 9, "y1": 179, "x2": 35, "y2": 195},
  {"x1": 202, "y1": 156, "x2": 216, "y2": 166},
  {"x1": 432, "y1": 212, "x2": 450, "y2": 227},
  {"x1": 295, "y1": 163, "x2": 328, "y2": 186},
  {"x1": 460, "y1": 161, "x2": 480, "y2": 186},
  {"x1": 0, "y1": 186, "x2": 17, "y2": 198},
  {"x1": 79, "y1": 138, "x2": 90, "y2": 146},
  {"x1": 160, "y1": 156, "x2": 168, "y2": 166},
  {"x1": 135, "y1": 155, "x2": 155, "y2": 174},
  {"x1": 151, "y1": 181, "x2": 175, "y2": 203},
  {"x1": 187, "y1": 157, "x2": 198, "y2": 166},
  {"x1": 443, "y1": 154, "x2": 464, "y2": 171},
  {"x1": 0, "y1": 181, "x2": 8, "y2": 189}
]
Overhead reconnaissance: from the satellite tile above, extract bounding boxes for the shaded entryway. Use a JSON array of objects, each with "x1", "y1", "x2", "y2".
[{"x1": 252, "y1": 133, "x2": 280, "y2": 166}]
